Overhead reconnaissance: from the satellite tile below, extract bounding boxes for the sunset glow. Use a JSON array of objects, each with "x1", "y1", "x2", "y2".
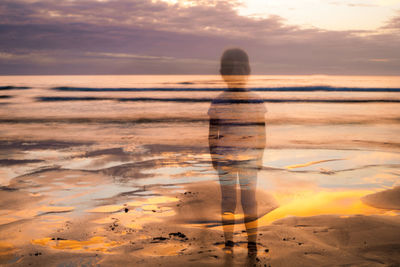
[
  {"x1": 237, "y1": 0, "x2": 400, "y2": 31},
  {"x1": 0, "y1": 0, "x2": 399, "y2": 74}
]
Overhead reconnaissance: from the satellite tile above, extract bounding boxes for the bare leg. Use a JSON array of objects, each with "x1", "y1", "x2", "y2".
[
  {"x1": 218, "y1": 168, "x2": 237, "y2": 248},
  {"x1": 239, "y1": 165, "x2": 258, "y2": 253}
]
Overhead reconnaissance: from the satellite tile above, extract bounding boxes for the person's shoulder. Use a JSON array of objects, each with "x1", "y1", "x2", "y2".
[
  {"x1": 208, "y1": 92, "x2": 226, "y2": 117},
  {"x1": 209, "y1": 92, "x2": 230, "y2": 107},
  {"x1": 247, "y1": 91, "x2": 267, "y2": 112}
]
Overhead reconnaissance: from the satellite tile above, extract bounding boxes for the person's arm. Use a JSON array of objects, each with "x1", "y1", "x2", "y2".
[
  {"x1": 208, "y1": 118, "x2": 220, "y2": 169},
  {"x1": 254, "y1": 104, "x2": 267, "y2": 163}
]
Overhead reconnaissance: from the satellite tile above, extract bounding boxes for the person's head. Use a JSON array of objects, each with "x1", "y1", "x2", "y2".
[{"x1": 220, "y1": 48, "x2": 250, "y2": 88}]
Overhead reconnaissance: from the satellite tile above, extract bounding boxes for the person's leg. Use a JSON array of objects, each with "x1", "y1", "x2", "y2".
[
  {"x1": 238, "y1": 164, "x2": 258, "y2": 252},
  {"x1": 218, "y1": 166, "x2": 237, "y2": 248}
]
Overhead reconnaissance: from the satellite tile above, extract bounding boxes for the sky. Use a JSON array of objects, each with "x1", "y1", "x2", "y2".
[{"x1": 0, "y1": 0, "x2": 399, "y2": 75}]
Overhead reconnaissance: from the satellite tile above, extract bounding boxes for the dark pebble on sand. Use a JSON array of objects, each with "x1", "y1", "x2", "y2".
[
  {"x1": 169, "y1": 232, "x2": 187, "y2": 239},
  {"x1": 265, "y1": 249, "x2": 269, "y2": 253},
  {"x1": 152, "y1": 237, "x2": 168, "y2": 241},
  {"x1": 124, "y1": 208, "x2": 129, "y2": 213}
]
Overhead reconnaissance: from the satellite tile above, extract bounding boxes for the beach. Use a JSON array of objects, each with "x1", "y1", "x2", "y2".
[{"x1": 1, "y1": 75, "x2": 400, "y2": 266}]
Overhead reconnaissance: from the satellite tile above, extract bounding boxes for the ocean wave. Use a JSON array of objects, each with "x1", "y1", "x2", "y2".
[
  {"x1": 52, "y1": 86, "x2": 400, "y2": 92},
  {"x1": 36, "y1": 96, "x2": 400, "y2": 103},
  {"x1": 0, "y1": 117, "x2": 208, "y2": 124},
  {"x1": 1, "y1": 117, "x2": 399, "y2": 125},
  {"x1": 0, "y1": 86, "x2": 30, "y2": 90}
]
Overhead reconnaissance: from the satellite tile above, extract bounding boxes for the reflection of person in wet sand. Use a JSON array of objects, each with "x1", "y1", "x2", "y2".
[{"x1": 208, "y1": 48, "x2": 266, "y2": 255}]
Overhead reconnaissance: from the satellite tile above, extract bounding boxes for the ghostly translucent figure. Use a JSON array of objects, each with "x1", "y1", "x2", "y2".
[{"x1": 208, "y1": 48, "x2": 266, "y2": 255}]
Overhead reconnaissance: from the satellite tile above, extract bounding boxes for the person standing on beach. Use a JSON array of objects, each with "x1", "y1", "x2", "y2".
[{"x1": 208, "y1": 48, "x2": 266, "y2": 255}]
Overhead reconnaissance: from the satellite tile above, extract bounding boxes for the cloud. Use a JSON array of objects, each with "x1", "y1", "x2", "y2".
[
  {"x1": 85, "y1": 52, "x2": 175, "y2": 61},
  {"x1": 0, "y1": 0, "x2": 399, "y2": 74},
  {"x1": 329, "y1": 1, "x2": 377, "y2": 8},
  {"x1": 383, "y1": 11, "x2": 400, "y2": 30}
]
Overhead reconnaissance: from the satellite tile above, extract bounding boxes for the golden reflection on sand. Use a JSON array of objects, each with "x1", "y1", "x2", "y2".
[
  {"x1": 208, "y1": 188, "x2": 398, "y2": 233},
  {"x1": 31, "y1": 236, "x2": 120, "y2": 253},
  {"x1": 285, "y1": 159, "x2": 343, "y2": 169},
  {"x1": 257, "y1": 189, "x2": 396, "y2": 226},
  {"x1": 140, "y1": 243, "x2": 188, "y2": 256}
]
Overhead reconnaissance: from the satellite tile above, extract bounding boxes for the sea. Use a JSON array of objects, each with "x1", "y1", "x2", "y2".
[{"x1": 0, "y1": 75, "x2": 400, "y2": 260}]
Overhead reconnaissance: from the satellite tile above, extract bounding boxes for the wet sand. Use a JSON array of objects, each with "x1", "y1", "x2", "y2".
[
  {"x1": 1, "y1": 176, "x2": 400, "y2": 266},
  {"x1": 1, "y1": 141, "x2": 399, "y2": 266}
]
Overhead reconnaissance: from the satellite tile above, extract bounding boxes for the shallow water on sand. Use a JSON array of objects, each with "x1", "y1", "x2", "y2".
[{"x1": 0, "y1": 75, "x2": 400, "y2": 266}]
